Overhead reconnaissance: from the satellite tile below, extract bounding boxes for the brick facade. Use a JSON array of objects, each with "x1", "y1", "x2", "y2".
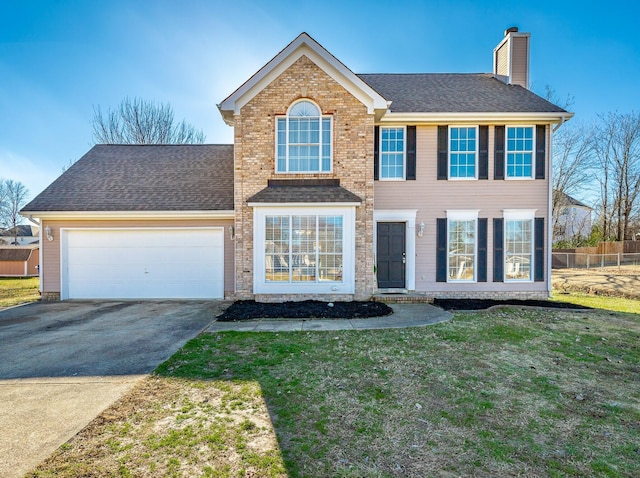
[{"x1": 233, "y1": 56, "x2": 375, "y2": 300}]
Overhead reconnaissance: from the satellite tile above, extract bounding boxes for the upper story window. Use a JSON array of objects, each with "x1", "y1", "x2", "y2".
[
  {"x1": 506, "y1": 126, "x2": 534, "y2": 178},
  {"x1": 449, "y1": 126, "x2": 477, "y2": 179},
  {"x1": 380, "y1": 126, "x2": 405, "y2": 179},
  {"x1": 276, "y1": 100, "x2": 332, "y2": 173}
]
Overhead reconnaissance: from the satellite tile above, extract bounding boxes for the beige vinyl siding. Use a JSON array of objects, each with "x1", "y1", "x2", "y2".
[
  {"x1": 374, "y1": 125, "x2": 550, "y2": 295},
  {"x1": 40, "y1": 219, "x2": 234, "y2": 297},
  {"x1": 510, "y1": 35, "x2": 529, "y2": 88},
  {"x1": 495, "y1": 42, "x2": 509, "y2": 77}
]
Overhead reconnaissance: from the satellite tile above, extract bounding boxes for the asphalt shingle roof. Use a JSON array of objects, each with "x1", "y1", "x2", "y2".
[
  {"x1": 0, "y1": 225, "x2": 37, "y2": 237},
  {"x1": 22, "y1": 144, "x2": 234, "y2": 212},
  {"x1": 357, "y1": 73, "x2": 567, "y2": 113},
  {"x1": 248, "y1": 179, "x2": 362, "y2": 204},
  {"x1": 0, "y1": 247, "x2": 36, "y2": 262}
]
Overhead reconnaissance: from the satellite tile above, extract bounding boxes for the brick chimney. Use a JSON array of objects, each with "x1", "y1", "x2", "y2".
[{"x1": 493, "y1": 27, "x2": 530, "y2": 89}]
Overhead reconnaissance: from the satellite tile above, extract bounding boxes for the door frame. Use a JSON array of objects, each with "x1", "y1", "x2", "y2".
[{"x1": 373, "y1": 210, "x2": 417, "y2": 291}]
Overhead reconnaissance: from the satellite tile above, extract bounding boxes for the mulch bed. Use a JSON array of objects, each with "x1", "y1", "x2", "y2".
[
  {"x1": 433, "y1": 298, "x2": 591, "y2": 311},
  {"x1": 217, "y1": 300, "x2": 393, "y2": 322}
]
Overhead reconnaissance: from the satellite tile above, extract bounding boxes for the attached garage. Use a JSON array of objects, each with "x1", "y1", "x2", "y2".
[{"x1": 61, "y1": 228, "x2": 224, "y2": 299}]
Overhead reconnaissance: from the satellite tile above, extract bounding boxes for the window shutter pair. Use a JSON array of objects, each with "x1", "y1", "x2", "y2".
[
  {"x1": 494, "y1": 125, "x2": 546, "y2": 180},
  {"x1": 437, "y1": 126, "x2": 488, "y2": 180},
  {"x1": 493, "y1": 217, "x2": 545, "y2": 282},
  {"x1": 374, "y1": 126, "x2": 416, "y2": 180},
  {"x1": 436, "y1": 218, "x2": 487, "y2": 282}
]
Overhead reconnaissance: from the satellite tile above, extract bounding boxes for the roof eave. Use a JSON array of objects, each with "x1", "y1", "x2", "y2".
[
  {"x1": 248, "y1": 202, "x2": 360, "y2": 207},
  {"x1": 378, "y1": 111, "x2": 574, "y2": 124},
  {"x1": 21, "y1": 210, "x2": 236, "y2": 220}
]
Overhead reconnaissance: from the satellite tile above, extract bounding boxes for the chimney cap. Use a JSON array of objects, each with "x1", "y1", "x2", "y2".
[{"x1": 505, "y1": 26, "x2": 519, "y2": 35}]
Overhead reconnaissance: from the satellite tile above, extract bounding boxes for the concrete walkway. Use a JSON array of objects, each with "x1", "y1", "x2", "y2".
[{"x1": 207, "y1": 303, "x2": 452, "y2": 332}]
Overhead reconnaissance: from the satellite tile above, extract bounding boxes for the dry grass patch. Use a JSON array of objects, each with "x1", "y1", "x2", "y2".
[
  {"x1": 0, "y1": 277, "x2": 39, "y2": 308},
  {"x1": 29, "y1": 305, "x2": 640, "y2": 477},
  {"x1": 27, "y1": 377, "x2": 286, "y2": 477}
]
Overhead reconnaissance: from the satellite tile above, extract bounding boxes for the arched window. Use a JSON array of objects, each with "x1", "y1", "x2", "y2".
[{"x1": 276, "y1": 100, "x2": 332, "y2": 173}]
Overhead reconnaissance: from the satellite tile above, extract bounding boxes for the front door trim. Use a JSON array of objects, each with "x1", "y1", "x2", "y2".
[{"x1": 373, "y1": 209, "x2": 416, "y2": 291}]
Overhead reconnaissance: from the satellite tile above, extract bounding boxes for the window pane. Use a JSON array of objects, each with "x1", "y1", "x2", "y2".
[
  {"x1": 506, "y1": 127, "x2": 534, "y2": 178},
  {"x1": 448, "y1": 219, "x2": 476, "y2": 281},
  {"x1": 505, "y1": 219, "x2": 532, "y2": 280},
  {"x1": 265, "y1": 216, "x2": 290, "y2": 282},
  {"x1": 449, "y1": 127, "x2": 477, "y2": 178},
  {"x1": 380, "y1": 127, "x2": 405, "y2": 179}
]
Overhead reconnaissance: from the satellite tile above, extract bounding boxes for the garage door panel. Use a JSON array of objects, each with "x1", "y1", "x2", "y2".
[{"x1": 64, "y1": 229, "x2": 224, "y2": 299}]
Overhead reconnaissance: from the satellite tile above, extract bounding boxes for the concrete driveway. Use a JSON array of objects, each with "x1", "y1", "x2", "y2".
[{"x1": 0, "y1": 300, "x2": 222, "y2": 478}]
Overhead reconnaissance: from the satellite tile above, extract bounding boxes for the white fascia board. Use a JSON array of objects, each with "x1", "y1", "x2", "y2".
[
  {"x1": 23, "y1": 210, "x2": 235, "y2": 220},
  {"x1": 378, "y1": 111, "x2": 574, "y2": 125},
  {"x1": 248, "y1": 202, "x2": 361, "y2": 208},
  {"x1": 218, "y1": 33, "x2": 387, "y2": 124}
]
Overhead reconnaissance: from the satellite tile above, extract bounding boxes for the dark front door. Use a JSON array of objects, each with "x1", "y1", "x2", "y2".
[{"x1": 376, "y1": 222, "x2": 406, "y2": 289}]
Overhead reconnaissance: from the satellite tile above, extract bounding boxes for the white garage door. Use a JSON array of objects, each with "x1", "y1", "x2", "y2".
[{"x1": 62, "y1": 228, "x2": 224, "y2": 299}]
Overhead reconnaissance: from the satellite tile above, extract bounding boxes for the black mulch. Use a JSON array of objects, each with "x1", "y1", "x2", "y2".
[
  {"x1": 217, "y1": 300, "x2": 394, "y2": 322},
  {"x1": 433, "y1": 298, "x2": 591, "y2": 311}
]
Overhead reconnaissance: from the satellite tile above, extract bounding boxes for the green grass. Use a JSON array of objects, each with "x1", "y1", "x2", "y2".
[
  {"x1": 0, "y1": 277, "x2": 39, "y2": 308},
  {"x1": 552, "y1": 289, "x2": 640, "y2": 314},
  {"x1": 29, "y1": 304, "x2": 640, "y2": 477}
]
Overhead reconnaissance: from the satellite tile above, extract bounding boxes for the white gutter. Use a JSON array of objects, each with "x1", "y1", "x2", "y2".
[
  {"x1": 552, "y1": 114, "x2": 569, "y2": 132},
  {"x1": 21, "y1": 210, "x2": 235, "y2": 220},
  {"x1": 378, "y1": 111, "x2": 574, "y2": 125}
]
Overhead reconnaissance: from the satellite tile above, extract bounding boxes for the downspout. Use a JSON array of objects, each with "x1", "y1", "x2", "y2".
[{"x1": 548, "y1": 116, "x2": 568, "y2": 296}]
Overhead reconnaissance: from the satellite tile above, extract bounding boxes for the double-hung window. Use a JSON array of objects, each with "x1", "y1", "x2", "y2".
[
  {"x1": 449, "y1": 126, "x2": 477, "y2": 179},
  {"x1": 276, "y1": 100, "x2": 332, "y2": 173},
  {"x1": 447, "y1": 211, "x2": 478, "y2": 282},
  {"x1": 504, "y1": 215, "x2": 534, "y2": 281},
  {"x1": 506, "y1": 126, "x2": 534, "y2": 178},
  {"x1": 380, "y1": 126, "x2": 405, "y2": 179}
]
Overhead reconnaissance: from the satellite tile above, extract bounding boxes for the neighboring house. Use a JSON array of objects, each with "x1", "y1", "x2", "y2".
[
  {"x1": 553, "y1": 192, "x2": 592, "y2": 242},
  {"x1": 22, "y1": 28, "x2": 572, "y2": 301},
  {"x1": 0, "y1": 245, "x2": 39, "y2": 277},
  {"x1": 0, "y1": 224, "x2": 40, "y2": 245}
]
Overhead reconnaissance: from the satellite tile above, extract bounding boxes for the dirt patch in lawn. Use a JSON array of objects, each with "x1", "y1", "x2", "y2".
[
  {"x1": 217, "y1": 300, "x2": 393, "y2": 321},
  {"x1": 433, "y1": 298, "x2": 591, "y2": 311}
]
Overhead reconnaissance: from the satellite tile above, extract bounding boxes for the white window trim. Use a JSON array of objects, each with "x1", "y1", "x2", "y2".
[
  {"x1": 503, "y1": 209, "x2": 536, "y2": 283},
  {"x1": 448, "y1": 125, "x2": 478, "y2": 181},
  {"x1": 253, "y1": 206, "x2": 355, "y2": 295},
  {"x1": 373, "y1": 209, "x2": 417, "y2": 291},
  {"x1": 505, "y1": 125, "x2": 535, "y2": 180},
  {"x1": 379, "y1": 126, "x2": 406, "y2": 181},
  {"x1": 446, "y1": 210, "x2": 479, "y2": 283},
  {"x1": 275, "y1": 99, "x2": 333, "y2": 174}
]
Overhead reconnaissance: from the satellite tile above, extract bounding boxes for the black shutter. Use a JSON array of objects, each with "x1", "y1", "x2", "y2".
[
  {"x1": 406, "y1": 125, "x2": 416, "y2": 180},
  {"x1": 535, "y1": 125, "x2": 546, "y2": 180},
  {"x1": 494, "y1": 125, "x2": 505, "y2": 180},
  {"x1": 478, "y1": 126, "x2": 489, "y2": 180},
  {"x1": 534, "y1": 217, "x2": 545, "y2": 281},
  {"x1": 478, "y1": 218, "x2": 488, "y2": 282},
  {"x1": 437, "y1": 126, "x2": 448, "y2": 180},
  {"x1": 493, "y1": 218, "x2": 504, "y2": 282},
  {"x1": 374, "y1": 126, "x2": 380, "y2": 180},
  {"x1": 436, "y1": 218, "x2": 447, "y2": 282}
]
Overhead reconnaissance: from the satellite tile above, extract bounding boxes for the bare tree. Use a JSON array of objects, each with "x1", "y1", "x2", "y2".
[
  {"x1": 0, "y1": 179, "x2": 29, "y2": 245},
  {"x1": 551, "y1": 122, "x2": 593, "y2": 239},
  {"x1": 92, "y1": 97, "x2": 206, "y2": 144},
  {"x1": 592, "y1": 111, "x2": 640, "y2": 241}
]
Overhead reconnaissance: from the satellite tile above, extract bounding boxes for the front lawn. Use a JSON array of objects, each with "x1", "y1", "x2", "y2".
[
  {"x1": 28, "y1": 300, "x2": 640, "y2": 477},
  {"x1": 0, "y1": 277, "x2": 40, "y2": 308}
]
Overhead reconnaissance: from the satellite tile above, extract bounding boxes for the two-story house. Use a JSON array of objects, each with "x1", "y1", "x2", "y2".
[{"x1": 22, "y1": 29, "x2": 571, "y2": 301}]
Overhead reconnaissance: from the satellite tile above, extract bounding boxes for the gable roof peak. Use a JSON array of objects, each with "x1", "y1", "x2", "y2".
[{"x1": 218, "y1": 33, "x2": 388, "y2": 125}]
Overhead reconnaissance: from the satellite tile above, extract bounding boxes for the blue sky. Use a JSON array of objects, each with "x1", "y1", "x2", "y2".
[{"x1": 2, "y1": 0, "x2": 639, "y2": 203}]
